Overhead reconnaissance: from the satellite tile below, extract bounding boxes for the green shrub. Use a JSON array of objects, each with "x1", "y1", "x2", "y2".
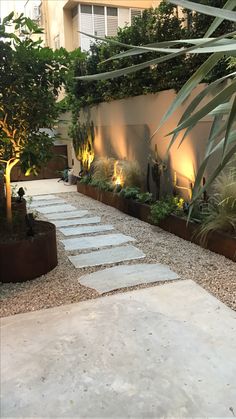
[
  {"x1": 90, "y1": 178, "x2": 114, "y2": 192},
  {"x1": 150, "y1": 196, "x2": 184, "y2": 224},
  {"x1": 137, "y1": 192, "x2": 154, "y2": 205},
  {"x1": 79, "y1": 175, "x2": 91, "y2": 184},
  {"x1": 119, "y1": 187, "x2": 141, "y2": 200}
]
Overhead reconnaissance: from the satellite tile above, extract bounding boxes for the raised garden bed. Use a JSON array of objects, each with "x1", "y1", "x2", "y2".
[
  {"x1": 77, "y1": 182, "x2": 236, "y2": 262},
  {"x1": 0, "y1": 221, "x2": 58, "y2": 283}
]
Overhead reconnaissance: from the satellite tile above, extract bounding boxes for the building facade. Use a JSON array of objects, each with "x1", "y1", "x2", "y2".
[{"x1": 40, "y1": 0, "x2": 160, "y2": 51}]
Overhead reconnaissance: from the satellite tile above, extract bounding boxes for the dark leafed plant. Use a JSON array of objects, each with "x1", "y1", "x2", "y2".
[{"x1": 75, "y1": 0, "x2": 236, "y2": 207}]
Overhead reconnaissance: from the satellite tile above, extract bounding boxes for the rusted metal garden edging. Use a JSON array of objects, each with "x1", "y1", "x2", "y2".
[
  {"x1": 77, "y1": 182, "x2": 236, "y2": 262},
  {"x1": 0, "y1": 221, "x2": 58, "y2": 283}
]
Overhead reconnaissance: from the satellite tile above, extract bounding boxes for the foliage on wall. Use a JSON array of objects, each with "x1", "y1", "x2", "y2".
[{"x1": 71, "y1": 121, "x2": 95, "y2": 171}]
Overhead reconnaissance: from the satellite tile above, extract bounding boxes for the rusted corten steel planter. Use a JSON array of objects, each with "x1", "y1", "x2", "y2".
[
  {"x1": 77, "y1": 182, "x2": 236, "y2": 262},
  {"x1": 0, "y1": 221, "x2": 58, "y2": 283}
]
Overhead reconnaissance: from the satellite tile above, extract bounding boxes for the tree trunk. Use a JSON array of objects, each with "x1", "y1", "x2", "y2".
[
  {"x1": 0, "y1": 174, "x2": 5, "y2": 201},
  {"x1": 5, "y1": 159, "x2": 19, "y2": 225}
]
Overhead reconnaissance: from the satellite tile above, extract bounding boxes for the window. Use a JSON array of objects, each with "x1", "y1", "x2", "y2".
[
  {"x1": 79, "y1": 5, "x2": 144, "y2": 51},
  {"x1": 107, "y1": 7, "x2": 118, "y2": 37},
  {"x1": 80, "y1": 5, "x2": 92, "y2": 14},
  {"x1": 32, "y1": 5, "x2": 40, "y2": 21},
  {"x1": 130, "y1": 8, "x2": 143, "y2": 24},
  {"x1": 107, "y1": 7, "x2": 118, "y2": 17},
  {"x1": 54, "y1": 34, "x2": 60, "y2": 50},
  {"x1": 79, "y1": 5, "x2": 118, "y2": 51},
  {"x1": 94, "y1": 6, "x2": 105, "y2": 37}
]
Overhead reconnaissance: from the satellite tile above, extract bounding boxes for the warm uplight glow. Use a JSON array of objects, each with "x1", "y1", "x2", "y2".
[
  {"x1": 115, "y1": 175, "x2": 122, "y2": 186},
  {"x1": 113, "y1": 160, "x2": 124, "y2": 187},
  {"x1": 80, "y1": 145, "x2": 95, "y2": 171}
]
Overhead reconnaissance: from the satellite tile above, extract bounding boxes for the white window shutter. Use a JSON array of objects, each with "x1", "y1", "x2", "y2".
[
  {"x1": 107, "y1": 7, "x2": 118, "y2": 37},
  {"x1": 94, "y1": 6, "x2": 105, "y2": 37},
  {"x1": 118, "y1": 8, "x2": 130, "y2": 28},
  {"x1": 80, "y1": 5, "x2": 93, "y2": 51}
]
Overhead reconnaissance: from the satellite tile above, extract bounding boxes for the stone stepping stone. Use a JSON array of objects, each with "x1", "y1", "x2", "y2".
[
  {"x1": 47, "y1": 210, "x2": 89, "y2": 220},
  {"x1": 79, "y1": 263, "x2": 180, "y2": 293},
  {"x1": 37, "y1": 204, "x2": 77, "y2": 214},
  {"x1": 69, "y1": 245, "x2": 145, "y2": 268},
  {"x1": 31, "y1": 194, "x2": 58, "y2": 201},
  {"x1": 62, "y1": 233, "x2": 135, "y2": 251},
  {"x1": 53, "y1": 216, "x2": 101, "y2": 227},
  {"x1": 59, "y1": 224, "x2": 114, "y2": 236},
  {"x1": 30, "y1": 198, "x2": 66, "y2": 207}
]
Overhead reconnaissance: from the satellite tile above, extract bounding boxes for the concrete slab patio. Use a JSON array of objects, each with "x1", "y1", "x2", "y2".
[
  {"x1": 12, "y1": 178, "x2": 77, "y2": 196},
  {"x1": 1, "y1": 280, "x2": 236, "y2": 418}
]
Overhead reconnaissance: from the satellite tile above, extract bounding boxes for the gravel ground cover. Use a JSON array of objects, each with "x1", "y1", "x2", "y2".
[{"x1": 1, "y1": 191, "x2": 235, "y2": 317}]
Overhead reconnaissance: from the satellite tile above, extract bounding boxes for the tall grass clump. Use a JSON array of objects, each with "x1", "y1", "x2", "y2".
[
  {"x1": 198, "y1": 159, "x2": 236, "y2": 243},
  {"x1": 92, "y1": 157, "x2": 115, "y2": 182}
]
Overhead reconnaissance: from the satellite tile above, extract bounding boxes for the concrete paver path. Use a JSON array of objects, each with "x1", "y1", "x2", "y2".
[
  {"x1": 69, "y1": 245, "x2": 145, "y2": 268},
  {"x1": 38, "y1": 204, "x2": 77, "y2": 214},
  {"x1": 59, "y1": 224, "x2": 114, "y2": 236},
  {"x1": 79, "y1": 263, "x2": 180, "y2": 292},
  {"x1": 61, "y1": 233, "x2": 136, "y2": 251},
  {"x1": 1, "y1": 280, "x2": 235, "y2": 418}
]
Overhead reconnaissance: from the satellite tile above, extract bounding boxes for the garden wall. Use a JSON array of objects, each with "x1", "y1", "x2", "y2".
[
  {"x1": 79, "y1": 85, "x2": 217, "y2": 199},
  {"x1": 11, "y1": 145, "x2": 68, "y2": 182}
]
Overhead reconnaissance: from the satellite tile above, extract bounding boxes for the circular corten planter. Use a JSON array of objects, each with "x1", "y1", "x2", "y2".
[{"x1": 0, "y1": 221, "x2": 58, "y2": 283}]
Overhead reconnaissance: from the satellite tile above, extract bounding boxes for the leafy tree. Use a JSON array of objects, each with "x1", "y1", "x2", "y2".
[{"x1": 0, "y1": 13, "x2": 83, "y2": 224}]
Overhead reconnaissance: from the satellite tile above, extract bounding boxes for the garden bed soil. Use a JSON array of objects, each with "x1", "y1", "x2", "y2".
[
  {"x1": 77, "y1": 182, "x2": 236, "y2": 262},
  {"x1": 0, "y1": 220, "x2": 58, "y2": 283}
]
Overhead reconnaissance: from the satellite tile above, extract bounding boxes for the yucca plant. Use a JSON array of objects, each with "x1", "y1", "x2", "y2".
[{"x1": 76, "y1": 0, "x2": 236, "y2": 207}]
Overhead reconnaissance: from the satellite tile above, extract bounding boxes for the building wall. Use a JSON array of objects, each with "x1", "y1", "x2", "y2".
[{"x1": 41, "y1": 0, "x2": 159, "y2": 50}]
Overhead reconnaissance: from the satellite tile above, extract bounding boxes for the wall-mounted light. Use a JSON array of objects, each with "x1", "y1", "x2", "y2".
[{"x1": 173, "y1": 171, "x2": 193, "y2": 200}]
